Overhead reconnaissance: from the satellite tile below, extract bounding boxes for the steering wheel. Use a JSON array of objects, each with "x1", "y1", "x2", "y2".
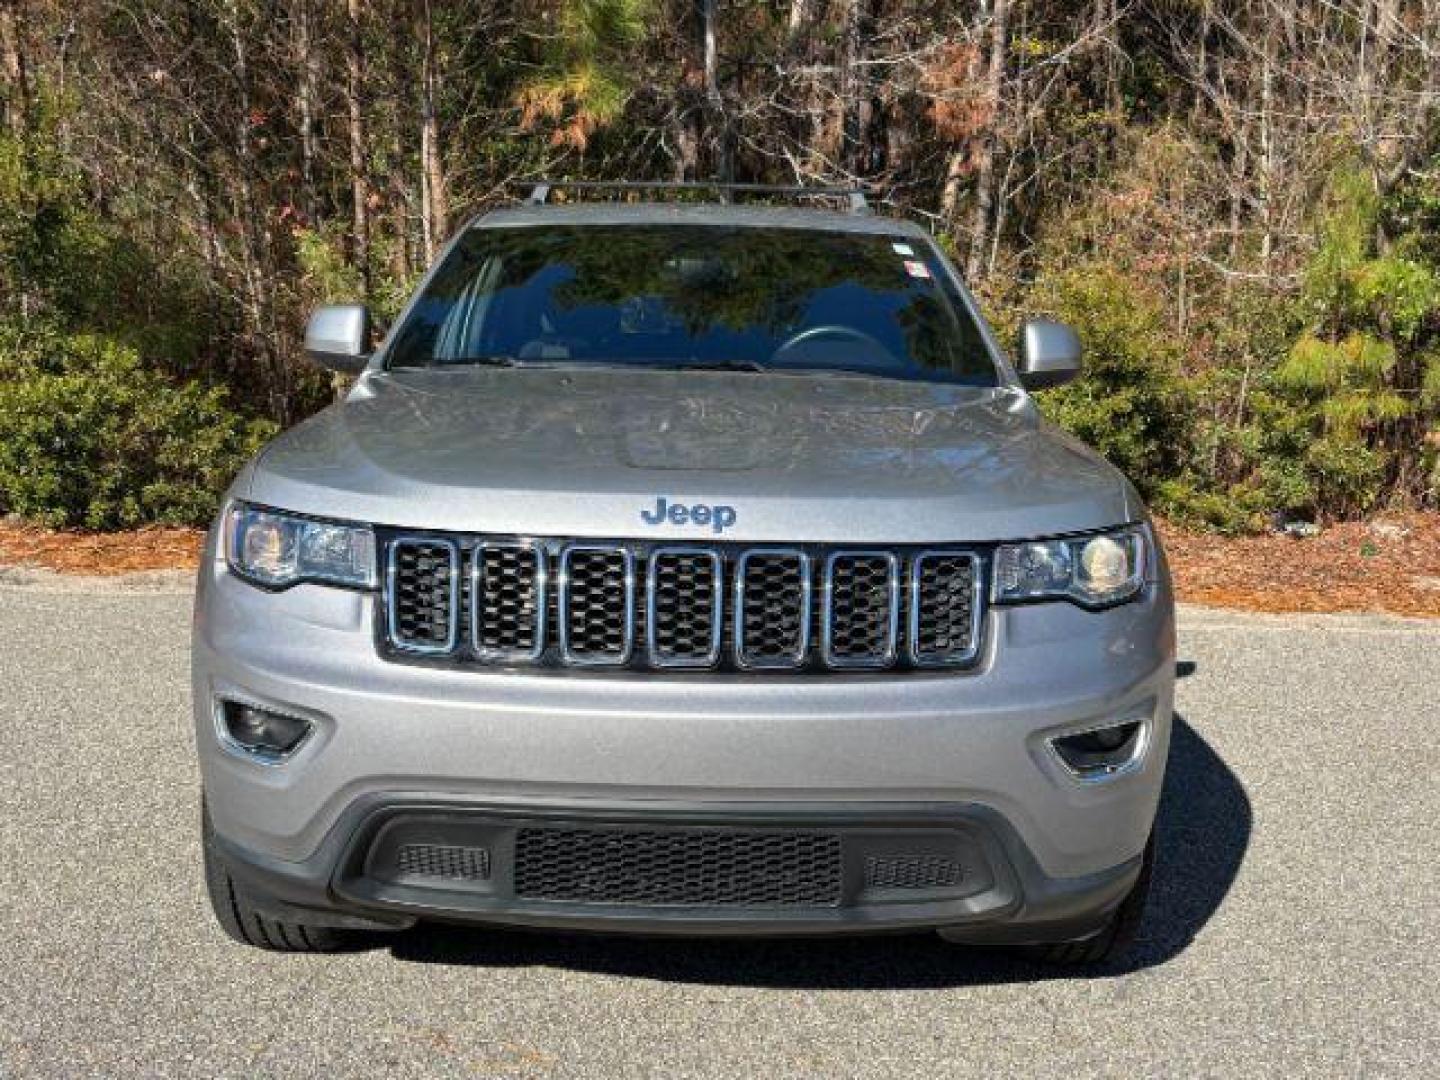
[{"x1": 769, "y1": 324, "x2": 894, "y2": 368}]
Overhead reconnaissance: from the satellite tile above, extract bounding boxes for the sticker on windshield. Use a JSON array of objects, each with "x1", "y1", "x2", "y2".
[
  {"x1": 903, "y1": 259, "x2": 931, "y2": 279},
  {"x1": 891, "y1": 242, "x2": 915, "y2": 256}
]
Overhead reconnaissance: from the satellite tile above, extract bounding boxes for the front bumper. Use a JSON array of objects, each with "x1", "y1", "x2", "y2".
[
  {"x1": 213, "y1": 795, "x2": 1145, "y2": 941},
  {"x1": 193, "y1": 534, "x2": 1174, "y2": 938}
]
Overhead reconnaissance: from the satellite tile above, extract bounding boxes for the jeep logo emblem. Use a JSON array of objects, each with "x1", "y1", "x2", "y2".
[{"x1": 640, "y1": 496, "x2": 737, "y2": 534}]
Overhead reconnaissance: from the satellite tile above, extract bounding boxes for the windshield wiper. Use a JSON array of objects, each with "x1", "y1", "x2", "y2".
[
  {"x1": 651, "y1": 359, "x2": 768, "y2": 373},
  {"x1": 429, "y1": 356, "x2": 772, "y2": 373},
  {"x1": 438, "y1": 355, "x2": 524, "y2": 367}
]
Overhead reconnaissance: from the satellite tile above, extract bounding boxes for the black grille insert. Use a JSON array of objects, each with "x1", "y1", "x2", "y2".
[
  {"x1": 735, "y1": 551, "x2": 810, "y2": 668},
  {"x1": 648, "y1": 549, "x2": 722, "y2": 666},
  {"x1": 388, "y1": 539, "x2": 459, "y2": 651},
  {"x1": 559, "y1": 547, "x2": 634, "y2": 663},
  {"x1": 824, "y1": 552, "x2": 899, "y2": 666},
  {"x1": 911, "y1": 552, "x2": 979, "y2": 664},
  {"x1": 513, "y1": 826, "x2": 843, "y2": 906},
  {"x1": 382, "y1": 537, "x2": 982, "y2": 672},
  {"x1": 473, "y1": 542, "x2": 545, "y2": 658}
]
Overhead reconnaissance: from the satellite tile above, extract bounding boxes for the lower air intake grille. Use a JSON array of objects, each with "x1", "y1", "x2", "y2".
[
  {"x1": 865, "y1": 855, "x2": 963, "y2": 890},
  {"x1": 396, "y1": 843, "x2": 491, "y2": 881},
  {"x1": 513, "y1": 827, "x2": 843, "y2": 907}
]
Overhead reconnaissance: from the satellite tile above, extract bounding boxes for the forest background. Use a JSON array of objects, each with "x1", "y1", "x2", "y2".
[{"x1": 1, "y1": 0, "x2": 1437, "y2": 533}]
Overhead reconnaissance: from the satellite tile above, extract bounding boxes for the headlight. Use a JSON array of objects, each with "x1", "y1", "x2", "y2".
[
  {"x1": 225, "y1": 503, "x2": 376, "y2": 590},
  {"x1": 993, "y1": 527, "x2": 1146, "y2": 608}
]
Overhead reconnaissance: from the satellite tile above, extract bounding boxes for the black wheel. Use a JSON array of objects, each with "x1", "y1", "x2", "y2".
[
  {"x1": 202, "y1": 801, "x2": 356, "y2": 953},
  {"x1": 1022, "y1": 834, "x2": 1155, "y2": 967}
]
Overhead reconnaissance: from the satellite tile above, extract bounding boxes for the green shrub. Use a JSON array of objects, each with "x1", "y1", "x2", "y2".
[
  {"x1": 1255, "y1": 165, "x2": 1440, "y2": 519},
  {"x1": 1153, "y1": 478, "x2": 1271, "y2": 534},
  {"x1": 0, "y1": 327, "x2": 276, "y2": 528},
  {"x1": 1027, "y1": 264, "x2": 1194, "y2": 500}
]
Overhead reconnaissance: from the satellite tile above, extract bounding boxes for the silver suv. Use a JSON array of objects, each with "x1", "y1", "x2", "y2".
[{"x1": 193, "y1": 184, "x2": 1174, "y2": 965}]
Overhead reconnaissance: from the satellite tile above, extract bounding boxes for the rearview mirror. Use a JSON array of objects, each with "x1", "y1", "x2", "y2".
[
  {"x1": 304, "y1": 305, "x2": 371, "y2": 374},
  {"x1": 1018, "y1": 319, "x2": 1082, "y2": 390}
]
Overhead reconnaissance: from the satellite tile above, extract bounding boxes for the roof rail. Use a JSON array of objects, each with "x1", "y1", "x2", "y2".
[{"x1": 523, "y1": 180, "x2": 870, "y2": 215}]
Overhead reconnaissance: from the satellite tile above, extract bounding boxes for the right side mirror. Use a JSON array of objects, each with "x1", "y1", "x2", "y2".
[
  {"x1": 1018, "y1": 318, "x2": 1082, "y2": 390},
  {"x1": 304, "y1": 304, "x2": 372, "y2": 374}
]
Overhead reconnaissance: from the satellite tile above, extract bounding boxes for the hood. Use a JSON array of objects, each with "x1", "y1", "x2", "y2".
[{"x1": 243, "y1": 368, "x2": 1140, "y2": 543}]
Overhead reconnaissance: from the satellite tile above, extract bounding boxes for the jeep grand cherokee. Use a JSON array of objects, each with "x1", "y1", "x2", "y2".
[{"x1": 193, "y1": 183, "x2": 1173, "y2": 964}]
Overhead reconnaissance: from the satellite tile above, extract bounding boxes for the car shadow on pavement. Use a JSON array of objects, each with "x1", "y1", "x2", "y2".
[{"x1": 388, "y1": 712, "x2": 1250, "y2": 987}]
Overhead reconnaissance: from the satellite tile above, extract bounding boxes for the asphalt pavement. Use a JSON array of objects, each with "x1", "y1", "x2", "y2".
[{"x1": 1, "y1": 578, "x2": 1437, "y2": 1077}]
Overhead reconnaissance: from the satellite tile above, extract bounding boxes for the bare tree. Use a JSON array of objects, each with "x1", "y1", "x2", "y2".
[
  {"x1": 346, "y1": 0, "x2": 370, "y2": 295},
  {"x1": 416, "y1": 0, "x2": 447, "y2": 257},
  {"x1": 966, "y1": 0, "x2": 1010, "y2": 279},
  {"x1": 0, "y1": 0, "x2": 30, "y2": 135}
]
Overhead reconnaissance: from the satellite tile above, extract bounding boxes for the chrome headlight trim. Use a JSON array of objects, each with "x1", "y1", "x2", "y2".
[
  {"x1": 991, "y1": 525, "x2": 1148, "y2": 609},
  {"x1": 224, "y1": 501, "x2": 378, "y2": 591}
]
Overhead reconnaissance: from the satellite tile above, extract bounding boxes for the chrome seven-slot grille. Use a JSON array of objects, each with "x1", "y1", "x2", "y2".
[{"x1": 383, "y1": 534, "x2": 982, "y2": 672}]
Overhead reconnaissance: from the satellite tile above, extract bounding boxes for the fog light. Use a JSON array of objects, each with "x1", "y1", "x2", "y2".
[
  {"x1": 219, "y1": 700, "x2": 312, "y2": 760},
  {"x1": 1050, "y1": 720, "x2": 1145, "y2": 780}
]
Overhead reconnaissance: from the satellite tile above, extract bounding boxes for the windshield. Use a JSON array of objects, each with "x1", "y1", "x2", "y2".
[{"x1": 386, "y1": 224, "x2": 999, "y2": 385}]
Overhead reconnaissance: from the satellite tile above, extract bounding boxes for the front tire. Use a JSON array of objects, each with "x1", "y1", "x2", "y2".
[{"x1": 201, "y1": 801, "x2": 356, "y2": 953}]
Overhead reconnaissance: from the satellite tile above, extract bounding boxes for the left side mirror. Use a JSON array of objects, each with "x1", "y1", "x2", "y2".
[
  {"x1": 1018, "y1": 318, "x2": 1082, "y2": 390},
  {"x1": 304, "y1": 304, "x2": 371, "y2": 374}
]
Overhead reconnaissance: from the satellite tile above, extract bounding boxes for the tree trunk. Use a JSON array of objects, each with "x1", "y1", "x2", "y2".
[
  {"x1": 784, "y1": 0, "x2": 824, "y2": 176},
  {"x1": 294, "y1": 0, "x2": 320, "y2": 225},
  {"x1": 0, "y1": 0, "x2": 30, "y2": 136},
  {"x1": 390, "y1": 169, "x2": 413, "y2": 284},
  {"x1": 224, "y1": 0, "x2": 285, "y2": 419},
  {"x1": 700, "y1": 0, "x2": 730, "y2": 181},
  {"x1": 939, "y1": 149, "x2": 967, "y2": 222},
  {"x1": 184, "y1": 158, "x2": 229, "y2": 377},
  {"x1": 1257, "y1": 24, "x2": 1275, "y2": 269},
  {"x1": 967, "y1": 0, "x2": 1011, "y2": 280},
  {"x1": 839, "y1": 0, "x2": 870, "y2": 176},
  {"x1": 787, "y1": 0, "x2": 809, "y2": 39},
  {"x1": 1228, "y1": 117, "x2": 1247, "y2": 265},
  {"x1": 416, "y1": 0, "x2": 447, "y2": 258},
  {"x1": 670, "y1": 111, "x2": 700, "y2": 181},
  {"x1": 346, "y1": 0, "x2": 370, "y2": 297},
  {"x1": 1370, "y1": 0, "x2": 1400, "y2": 176}
]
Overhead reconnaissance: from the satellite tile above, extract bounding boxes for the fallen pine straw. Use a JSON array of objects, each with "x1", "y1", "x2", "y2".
[
  {"x1": 1, "y1": 514, "x2": 1436, "y2": 618},
  {"x1": 0, "y1": 521, "x2": 205, "y2": 576},
  {"x1": 1155, "y1": 513, "x2": 1440, "y2": 619}
]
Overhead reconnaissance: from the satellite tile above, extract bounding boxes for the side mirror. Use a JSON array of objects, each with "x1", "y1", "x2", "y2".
[
  {"x1": 304, "y1": 304, "x2": 371, "y2": 373},
  {"x1": 1018, "y1": 318, "x2": 1082, "y2": 390}
]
